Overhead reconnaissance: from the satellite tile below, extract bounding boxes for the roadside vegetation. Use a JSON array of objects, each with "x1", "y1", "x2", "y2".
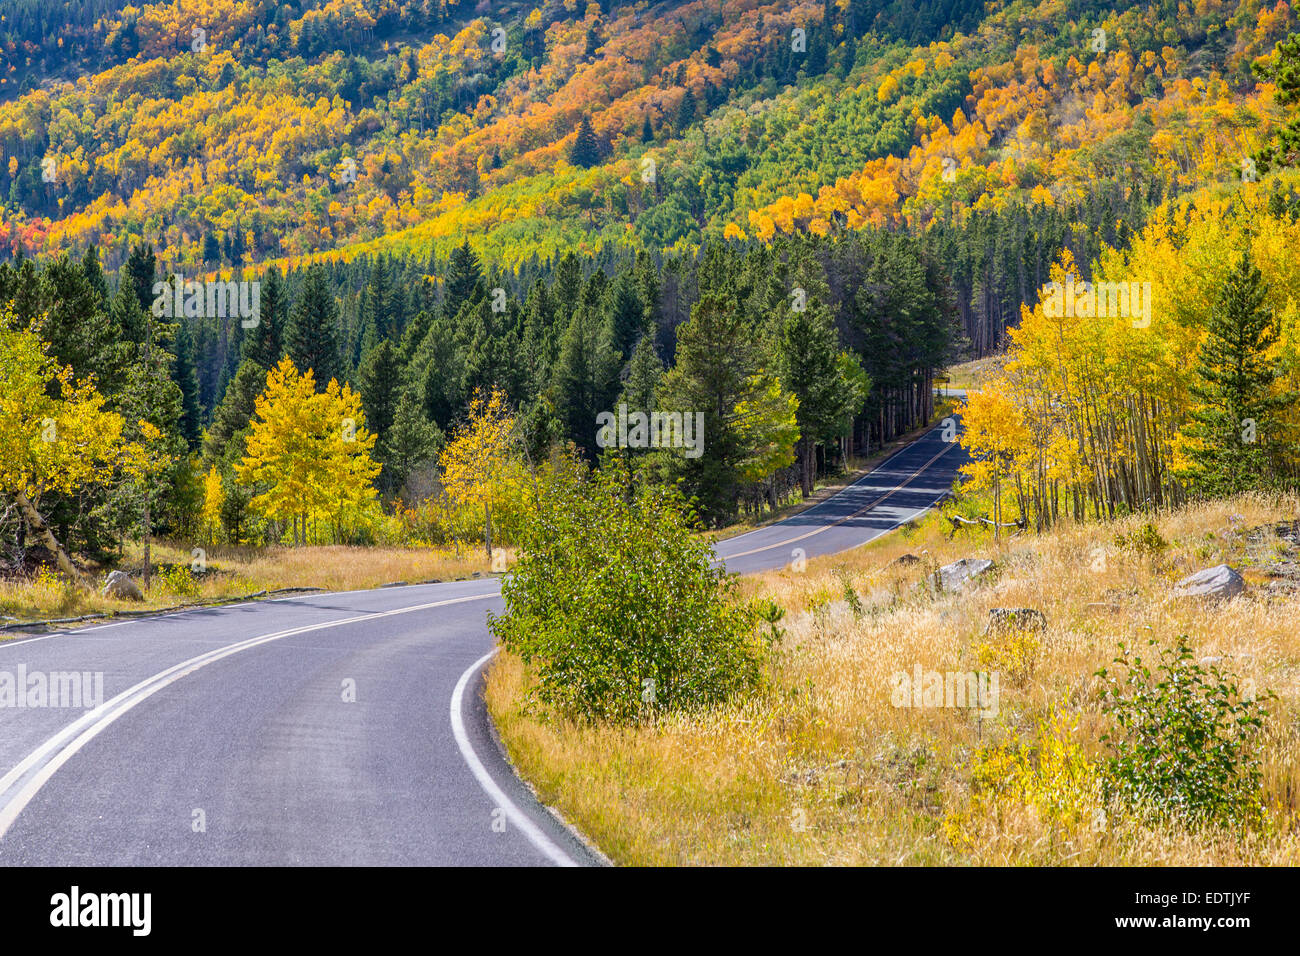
[
  {"x1": 0, "y1": 541, "x2": 494, "y2": 632},
  {"x1": 487, "y1": 491, "x2": 1299, "y2": 865}
]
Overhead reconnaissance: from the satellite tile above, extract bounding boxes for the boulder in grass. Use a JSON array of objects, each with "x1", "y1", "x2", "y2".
[
  {"x1": 985, "y1": 608, "x2": 1047, "y2": 634},
  {"x1": 889, "y1": 553, "x2": 921, "y2": 568},
  {"x1": 935, "y1": 558, "x2": 993, "y2": 592},
  {"x1": 1173, "y1": 564, "x2": 1244, "y2": 601},
  {"x1": 102, "y1": 570, "x2": 144, "y2": 602}
]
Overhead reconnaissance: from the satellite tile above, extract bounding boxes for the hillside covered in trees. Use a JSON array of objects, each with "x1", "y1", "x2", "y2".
[
  {"x1": 0, "y1": 0, "x2": 1294, "y2": 353},
  {"x1": 2, "y1": 0, "x2": 1300, "y2": 572}
]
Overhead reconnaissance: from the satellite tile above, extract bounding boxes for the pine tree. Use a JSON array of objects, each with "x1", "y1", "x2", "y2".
[
  {"x1": 285, "y1": 265, "x2": 341, "y2": 388},
  {"x1": 569, "y1": 115, "x2": 602, "y2": 168},
  {"x1": 1254, "y1": 27, "x2": 1300, "y2": 172},
  {"x1": 618, "y1": 334, "x2": 662, "y2": 414},
  {"x1": 358, "y1": 339, "x2": 402, "y2": 439},
  {"x1": 123, "y1": 242, "x2": 158, "y2": 314},
  {"x1": 675, "y1": 88, "x2": 697, "y2": 131},
  {"x1": 776, "y1": 299, "x2": 859, "y2": 495},
  {"x1": 109, "y1": 280, "x2": 147, "y2": 347},
  {"x1": 380, "y1": 392, "x2": 443, "y2": 496},
  {"x1": 202, "y1": 231, "x2": 221, "y2": 265},
  {"x1": 1179, "y1": 250, "x2": 1295, "y2": 496},
  {"x1": 444, "y1": 241, "x2": 485, "y2": 319},
  {"x1": 241, "y1": 265, "x2": 286, "y2": 370},
  {"x1": 605, "y1": 272, "x2": 646, "y2": 361},
  {"x1": 658, "y1": 292, "x2": 798, "y2": 522},
  {"x1": 550, "y1": 301, "x2": 620, "y2": 460},
  {"x1": 81, "y1": 245, "x2": 109, "y2": 303},
  {"x1": 203, "y1": 359, "x2": 267, "y2": 463},
  {"x1": 171, "y1": 314, "x2": 203, "y2": 449}
]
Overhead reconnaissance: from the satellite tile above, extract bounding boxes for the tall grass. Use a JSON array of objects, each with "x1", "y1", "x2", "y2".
[
  {"x1": 487, "y1": 493, "x2": 1300, "y2": 865},
  {"x1": 0, "y1": 540, "x2": 499, "y2": 628}
]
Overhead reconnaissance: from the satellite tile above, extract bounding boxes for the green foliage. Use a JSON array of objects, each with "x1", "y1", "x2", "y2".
[
  {"x1": 490, "y1": 463, "x2": 769, "y2": 723},
  {"x1": 157, "y1": 563, "x2": 200, "y2": 599},
  {"x1": 1254, "y1": 25, "x2": 1300, "y2": 173},
  {"x1": 1177, "y1": 250, "x2": 1297, "y2": 496},
  {"x1": 285, "y1": 264, "x2": 342, "y2": 390},
  {"x1": 1097, "y1": 637, "x2": 1275, "y2": 830},
  {"x1": 1113, "y1": 521, "x2": 1168, "y2": 556},
  {"x1": 569, "y1": 116, "x2": 603, "y2": 169}
]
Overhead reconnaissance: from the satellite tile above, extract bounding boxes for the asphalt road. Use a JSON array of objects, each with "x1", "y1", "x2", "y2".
[{"x1": 0, "y1": 412, "x2": 966, "y2": 867}]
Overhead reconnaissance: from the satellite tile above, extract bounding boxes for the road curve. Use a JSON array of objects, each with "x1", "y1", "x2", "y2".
[{"x1": 0, "y1": 414, "x2": 966, "y2": 867}]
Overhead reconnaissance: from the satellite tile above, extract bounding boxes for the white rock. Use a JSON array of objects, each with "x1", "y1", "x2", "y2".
[
  {"x1": 102, "y1": 570, "x2": 144, "y2": 602},
  {"x1": 1173, "y1": 564, "x2": 1244, "y2": 600},
  {"x1": 935, "y1": 558, "x2": 994, "y2": 592}
]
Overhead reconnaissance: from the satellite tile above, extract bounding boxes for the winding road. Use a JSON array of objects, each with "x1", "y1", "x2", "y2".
[{"x1": 0, "y1": 411, "x2": 966, "y2": 867}]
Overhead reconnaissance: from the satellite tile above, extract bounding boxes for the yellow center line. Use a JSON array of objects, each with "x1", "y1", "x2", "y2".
[{"x1": 721, "y1": 440, "x2": 957, "y2": 560}]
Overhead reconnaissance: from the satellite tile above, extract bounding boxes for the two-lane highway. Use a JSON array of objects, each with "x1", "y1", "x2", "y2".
[{"x1": 0, "y1": 414, "x2": 966, "y2": 866}]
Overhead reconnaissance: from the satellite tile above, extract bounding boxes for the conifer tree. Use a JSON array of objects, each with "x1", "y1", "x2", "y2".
[
  {"x1": 358, "y1": 339, "x2": 402, "y2": 439},
  {"x1": 123, "y1": 242, "x2": 157, "y2": 314},
  {"x1": 285, "y1": 264, "x2": 341, "y2": 389},
  {"x1": 242, "y1": 265, "x2": 286, "y2": 370},
  {"x1": 675, "y1": 88, "x2": 697, "y2": 131},
  {"x1": 380, "y1": 392, "x2": 443, "y2": 496},
  {"x1": 443, "y1": 241, "x2": 486, "y2": 319},
  {"x1": 569, "y1": 116, "x2": 602, "y2": 168},
  {"x1": 1179, "y1": 250, "x2": 1295, "y2": 496},
  {"x1": 550, "y1": 301, "x2": 620, "y2": 460}
]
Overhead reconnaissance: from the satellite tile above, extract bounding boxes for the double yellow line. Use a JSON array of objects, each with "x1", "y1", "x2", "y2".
[{"x1": 723, "y1": 440, "x2": 957, "y2": 561}]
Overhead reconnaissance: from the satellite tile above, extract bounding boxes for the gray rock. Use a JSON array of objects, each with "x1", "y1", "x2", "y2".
[
  {"x1": 1173, "y1": 564, "x2": 1244, "y2": 600},
  {"x1": 102, "y1": 570, "x2": 144, "y2": 602},
  {"x1": 935, "y1": 558, "x2": 994, "y2": 592},
  {"x1": 985, "y1": 607, "x2": 1047, "y2": 633}
]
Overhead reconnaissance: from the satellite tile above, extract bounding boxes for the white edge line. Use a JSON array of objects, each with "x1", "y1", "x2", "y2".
[
  {"x1": 450, "y1": 648, "x2": 578, "y2": 868},
  {"x1": 0, "y1": 592, "x2": 496, "y2": 840}
]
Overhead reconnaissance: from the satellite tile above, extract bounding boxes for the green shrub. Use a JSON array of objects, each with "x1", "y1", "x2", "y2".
[
  {"x1": 490, "y1": 463, "x2": 769, "y2": 723},
  {"x1": 1097, "y1": 636, "x2": 1274, "y2": 830},
  {"x1": 1114, "y1": 522, "x2": 1167, "y2": 556},
  {"x1": 157, "y1": 564, "x2": 199, "y2": 599}
]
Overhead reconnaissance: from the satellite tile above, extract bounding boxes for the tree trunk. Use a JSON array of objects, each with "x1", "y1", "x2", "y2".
[
  {"x1": 15, "y1": 490, "x2": 88, "y2": 588},
  {"x1": 142, "y1": 496, "x2": 151, "y2": 591}
]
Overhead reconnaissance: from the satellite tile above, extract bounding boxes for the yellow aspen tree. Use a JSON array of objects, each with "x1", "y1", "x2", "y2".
[
  {"x1": 201, "y1": 465, "x2": 225, "y2": 546},
  {"x1": 958, "y1": 385, "x2": 1030, "y2": 543},
  {"x1": 439, "y1": 387, "x2": 526, "y2": 560},
  {"x1": 236, "y1": 357, "x2": 380, "y2": 546},
  {"x1": 0, "y1": 319, "x2": 137, "y2": 586},
  {"x1": 320, "y1": 376, "x2": 381, "y2": 543}
]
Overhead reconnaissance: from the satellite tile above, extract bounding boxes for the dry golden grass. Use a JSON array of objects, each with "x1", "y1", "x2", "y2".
[
  {"x1": 486, "y1": 493, "x2": 1300, "y2": 865},
  {"x1": 0, "y1": 540, "x2": 498, "y2": 631}
]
